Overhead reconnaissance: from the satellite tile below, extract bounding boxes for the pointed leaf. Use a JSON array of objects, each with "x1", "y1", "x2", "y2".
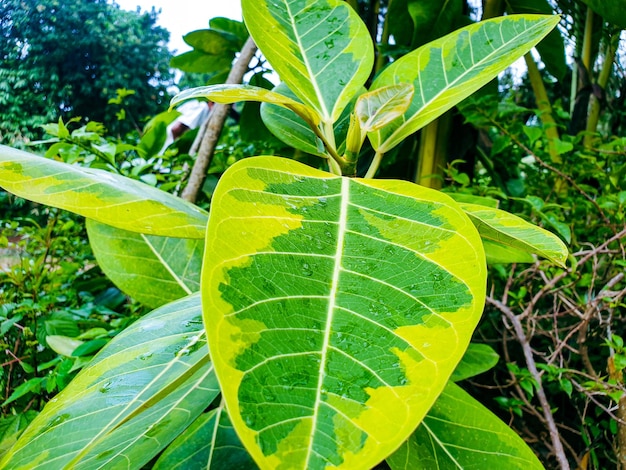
[
  {"x1": 356, "y1": 84, "x2": 414, "y2": 133},
  {"x1": 86, "y1": 219, "x2": 204, "y2": 309},
  {"x1": 451, "y1": 343, "x2": 500, "y2": 382},
  {"x1": 387, "y1": 383, "x2": 544, "y2": 470},
  {"x1": 370, "y1": 15, "x2": 560, "y2": 152},
  {"x1": 183, "y1": 29, "x2": 239, "y2": 55},
  {"x1": 154, "y1": 403, "x2": 257, "y2": 470},
  {"x1": 0, "y1": 295, "x2": 219, "y2": 470},
  {"x1": 203, "y1": 156, "x2": 487, "y2": 469},
  {"x1": 0, "y1": 145, "x2": 208, "y2": 238},
  {"x1": 172, "y1": 84, "x2": 321, "y2": 127},
  {"x1": 242, "y1": 0, "x2": 373, "y2": 123},
  {"x1": 460, "y1": 203, "x2": 568, "y2": 267}
]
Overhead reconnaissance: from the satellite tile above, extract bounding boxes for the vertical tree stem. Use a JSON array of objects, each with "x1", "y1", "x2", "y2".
[{"x1": 181, "y1": 37, "x2": 258, "y2": 203}]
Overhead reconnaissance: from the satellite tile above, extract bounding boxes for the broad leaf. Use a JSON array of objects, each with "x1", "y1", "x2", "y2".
[
  {"x1": 203, "y1": 156, "x2": 487, "y2": 469},
  {"x1": 451, "y1": 343, "x2": 499, "y2": 382},
  {"x1": 172, "y1": 84, "x2": 321, "y2": 127},
  {"x1": 154, "y1": 402, "x2": 257, "y2": 470},
  {"x1": 0, "y1": 145, "x2": 208, "y2": 238},
  {"x1": 581, "y1": 0, "x2": 626, "y2": 28},
  {"x1": 460, "y1": 203, "x2": 568, "y2": 266},
  {"x1": 356, "y1": 84, "x2": 415, "y2": 132},
  {"x1": 0, "y1": 294, "x2": 219, "y2": 470},
  {"x1": 370, "y1": 15, "x2": 560, "y2": 153},
  {"x1": 387, "y1": 383, "x2": 544, "y2": 470},
  {"x1": 241, "y1": 0, "x2": 373, "y2": 123},
  {"x1": 87, "y1": 219, "x2": 204, "y2": 309}
]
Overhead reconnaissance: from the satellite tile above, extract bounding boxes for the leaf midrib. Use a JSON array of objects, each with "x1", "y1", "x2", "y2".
[{"x1": 304, "y1": 177, "x2": 350, "y2": 468}]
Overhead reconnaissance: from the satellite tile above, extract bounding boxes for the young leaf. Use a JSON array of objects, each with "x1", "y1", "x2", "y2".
[
  {"x1": 87, "y1": 219, "x2": 204, "y2": 309},
  {"x1": 356, "y1": 83, "x2": 414, "y2": 132},
  {"x1": 203, "y1": 156, "x2": 487, "y2": 469},
  {"x1": 451, "y1": 343, "x2": 500, "y2": 382},
  {"x1": 387, "y1": 383, "x2": 544, "y2": 470},
  {"x1": 370, "y1": 15, "x2": 560, "y2": 153},
  {"x1": 0, "y1": 294, "x2": 218, "y2": 470},
  {"x1": 154, "y1": 402, "x2": 257, "y2": 470},
  {"x1": 0, "y1": 145, "x2": 208, "y2": 238},
  {"x1": 172, "y1": 84, "x2": 322, "y2": 127},
  {"x1": 241, "y1": 0, "x2": 373, "y2": 123},
  {"x1": 460, "y1": 203, "x2": 568, "y2": 267}
]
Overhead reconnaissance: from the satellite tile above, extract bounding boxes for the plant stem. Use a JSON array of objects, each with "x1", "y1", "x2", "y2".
[
  {"x1": 364, "y1": 151, "x2": 384, "y2": 178},
  {"x1": 181, "y1": 37, "x2": 258, "y2": 203}
]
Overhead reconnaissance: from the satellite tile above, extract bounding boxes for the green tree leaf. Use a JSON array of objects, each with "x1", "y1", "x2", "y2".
[
  {"x1": 370, "y1": 15, "x2": 560, "y2": 153},
  {"x1": 387, "y1": 383, "x2": 544, "y2": 470},
  {"x1": 451, "y1": 343, "x2": 500, "y2": 382},
  {"x1": 460, "y1": 203, "x2": 568, "y2": 266},
  {"x1": 0, "y1": 294, "x2": 218, "y2": 470},
  {"x1": 0, "y1": 145, "x2": 208, "y2": 238},
  {"x1": 203, "y1": 156, "x2": 487, "y2": 469},
  {"x1": 154, "y1": 402, "x2": 257, "y2": 470},
  {"x1": 241, "y1": 0, "x2": 373, "y2": 123},
  {"x1": 356, "y1": 84, "x2": 415, "y2": 132},
  {"x1": 86, "y1": 219, "x2": 204, "y2": 309}
]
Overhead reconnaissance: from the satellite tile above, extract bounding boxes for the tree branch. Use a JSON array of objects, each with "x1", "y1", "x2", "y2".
[{"x1": 181, "y1": 37, "x2": 258, "y2": 203}]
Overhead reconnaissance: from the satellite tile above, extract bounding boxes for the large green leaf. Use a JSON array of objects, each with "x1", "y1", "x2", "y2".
[
  {"x1": 460, "y1": 203, "x2": 568, "y2": 266},
  {"x1": 241, "y1": 0, "x2": 373, "y2": 123},
  {"x1": 370, "y1": 15, "x2": 560, "y2": 153},
  {"x1": 86, "y1": 219, "x2": 204, "y2": 309},
  {"x1": 0, "y1": 294, "x2": 218, "y2": 470},
  {"x1": 154, "y1": 402, "x2": 257, "y2": 470},
  {"x1": 203, "y1": 156, "x2": 487, "y2": 469},
  {"x1": 387, "y1": 383, "x2": 544, "y2": 469},
  {"x1": 580, "y1": 0, "x2": 626, "y2": 28},
  {"x1": 0, "y1": 145, "x2": 208, "y2": 238}
]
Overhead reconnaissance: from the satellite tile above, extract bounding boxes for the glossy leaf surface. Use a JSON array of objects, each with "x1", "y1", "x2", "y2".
[
  {"x1": 451, "y1": 343, "x2": 500, "y2": 382},
  {"x1": 203, "y1": 156, "x2": 487, "y2": 469},
  {"x1": 87, "y1": 219, "x2": 203, "y2": 309},
  {"x1": 242, "y1": 0, "x2": 373, "y2": 123},
  {"x1": 172, "y1": 84, "x2": 321, "y2": 127},
  {"x1": 370, "y1": 15, "x2": 560, "y2": 152},
  {"x1": 356, "y1": 84, "x2": 414, "y2": 133},
  {"x1": 154, "y1": 403, "x2": 257, "y2": 470},
  {"x1": 1, "y1": 294, "x2": 218, "y2": 470},
  {"x1": 387, "y1": 383, "x2": 544, "y2": 470},
  {"x1": 0, "y1": 145, "x2": 208, "y2": 238},
  {"x1": 460, "y1": 203, "x2": 568, "y2": 266}
]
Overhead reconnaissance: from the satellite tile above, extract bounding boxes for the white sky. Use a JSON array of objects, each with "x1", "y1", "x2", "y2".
[{"x1": 113, "y1": 0, "x2": 243, "y2": 54}]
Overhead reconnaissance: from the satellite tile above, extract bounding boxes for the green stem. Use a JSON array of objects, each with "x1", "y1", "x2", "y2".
[
  {"x1": 364, "y1": 151, "x2": 384, "y2": 178},
  {"x1": 581, "y1": 6, "x2": 595, "y2": 72},
  {"x1": 374, "y1": 0, "x2": 392, "y2": 74}
]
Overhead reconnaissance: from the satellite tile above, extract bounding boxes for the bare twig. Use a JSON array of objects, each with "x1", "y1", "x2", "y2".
[{"x1": 181, "y1": 37, "x2": 258, "y2": 203}]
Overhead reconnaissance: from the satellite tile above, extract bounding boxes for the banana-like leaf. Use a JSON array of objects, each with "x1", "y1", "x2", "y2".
[
  {"x1": 0, "y1": 145, "x2": 208, "y2": 238},
  {"x1": 203, "y1": 156, "x2": 487, "y2": 469},
  {"x1": 261, "y1": 83, "x2": 361, "y2": 157},
  {"x1": 370, "y1": 15, "x2": 560, "y2": 153},
  {"x1": 172, "y1": 84, "x2": 321, "y2": 127},
  {"x1": 86, "y1": 219, "x2": 204, "y2": 309},
  {"x1": 356, "y1": 84, "x2": 414, "y2": 132},
  {"x1": 0, "y1": 294, "x2": 219, "y2": 470},
  {"x1": 460, "y1": 203, "x2": 568, "y2": 267},
  {"x1": 242, "y1": 0, "x2": 373, "y2": 123},
  {"x1": 154, "y1": 402, "x2": 257, "y2": 470},
  {"x1": 387, "y1": 383, "x2": 544, "y2": 470},
  {"x1": 451, "y1": 343, "x2": 499, "y2": 382}
]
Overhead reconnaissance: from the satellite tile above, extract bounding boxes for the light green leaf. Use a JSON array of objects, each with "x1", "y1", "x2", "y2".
[
  {"x1": 370, "y1": 15, "x2": 560, "y2": 152},
  {"x1": 0, "y1": 294, "x2": 219, "y2": 470},
  {"x1": 86, "y1": 219, "x2": 204, "y2": 309},
  {"x1": 154, "y1": 402, "x2": 257, "y2": 470},
  {"x1": 46, "y1": 335, "x2": 84, "y2": 357},
  {"x1": 203, "y1": 156, "x2": 487, "y2": 469},
  {"x1": 261, "y1": 83, "x2": 361, "y2": 157},
  {"x1": 451, "y1": 343, "x2": 500, "y2": 382},
  {"x1": 387, "y1": 383, "x2": 544, "y2": 470},
  {"x1": 460, "y1": 203, "x2": 568, "y2": 267},
  {"x1": 242, "y1": 0, "x2": 373, "y2": 123},
  {"x1": 356, "y1": 84, "x2": 415, "y2": 132},
  {"x1": 172, "y1": 84, "x2": 322, "y2": 127},
  {"x1": 0, "y1": 145, "x2": 208, "y2": 239}
]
